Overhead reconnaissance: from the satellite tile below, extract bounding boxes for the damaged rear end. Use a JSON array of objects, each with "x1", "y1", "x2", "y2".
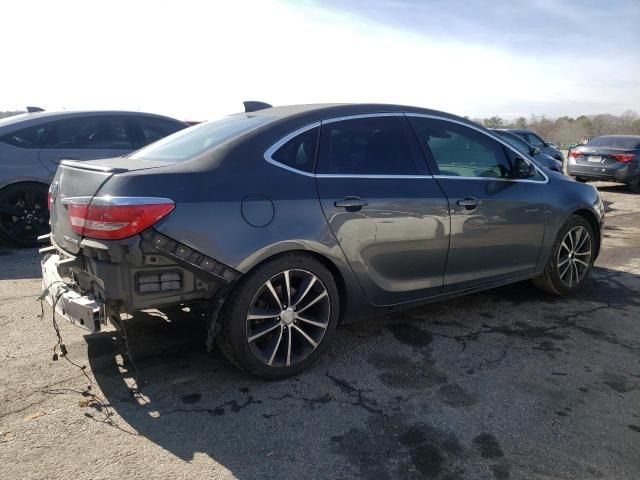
[{"x1": 41, "y1": 158, "x2": 239, "y2": 333}]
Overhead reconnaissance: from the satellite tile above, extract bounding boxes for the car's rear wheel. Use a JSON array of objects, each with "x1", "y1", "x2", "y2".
[
  {"x1": 574, "y1": 177, "x2": 588, "y2": 183},
  {"x1": 0, "y1": 182, "x2": 49, "y2": 248},
  {"x1": 628, "y1": 177, "x2": 640, "y2": 193},
  {"x1": 216, "y1": 253, "x2": 339, "y2": 379},
  {"x1": 532, "y1": 215, "x2": 595, "y2": 295}
]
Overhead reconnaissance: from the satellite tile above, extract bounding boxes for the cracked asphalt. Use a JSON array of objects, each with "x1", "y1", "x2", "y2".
[{"x1": 1, "y1": 182, "x2": 639, "y2": 480}]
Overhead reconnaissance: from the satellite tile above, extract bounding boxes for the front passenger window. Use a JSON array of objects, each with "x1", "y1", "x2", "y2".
[{"x1": 409, "y1": 117, "x2": 515, "y2": 179}]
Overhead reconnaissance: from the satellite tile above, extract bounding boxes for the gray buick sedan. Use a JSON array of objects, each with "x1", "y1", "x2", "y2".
[{"x1": 41, "y1": 103, "x2": 605, "y2": 379}]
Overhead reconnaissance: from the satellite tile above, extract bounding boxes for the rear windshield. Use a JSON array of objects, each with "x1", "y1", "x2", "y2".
[
  {"x1": 587, "y1": 136, "x2": 640, "y2": 149},
  {"x1": 130, "y1": 114, "x2": 273, "y2": 161},
  {"x1": 494, "y1": 131, "x2": 529, "y2": 154}
]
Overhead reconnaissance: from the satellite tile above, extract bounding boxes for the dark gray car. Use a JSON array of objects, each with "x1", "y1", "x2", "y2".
[
  {"x1": 502, "y1": 128, "x2": 564, "y2": 163},
  {"x1": 567, "y1": 135, "x2": 640, "y2": 192},
  {"x1": 40, "y1": 103, "x2": 604, "y2": 379},
  {"x1": 0, "y1": 109, "x2": 188, "y2": 247},
  {"x1": 490, "y1": 129, "x2": 563, "y2": 173}
]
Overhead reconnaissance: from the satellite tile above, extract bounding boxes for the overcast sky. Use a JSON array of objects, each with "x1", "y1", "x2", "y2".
[{"x1": 1, "y1": 0, "x2": 638, "y2": 120}]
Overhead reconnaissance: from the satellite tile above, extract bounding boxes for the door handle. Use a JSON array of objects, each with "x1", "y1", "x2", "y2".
[
  {"x1": 334, "y1": 196, "x2": 368, "y2": 211},
  {"x1": 457, "y1": 197, "x2": 481, "y2": 210}
]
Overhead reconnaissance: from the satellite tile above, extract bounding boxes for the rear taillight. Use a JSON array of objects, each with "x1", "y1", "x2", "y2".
[
  {"x1": 62, "y1": 196, "x2": 175, "y2": 240},
  {"x1": 47, "y1": 191, "x2": 52, "y2": 210},
  {"x1": 569, "y1": 149, "x2": 583, "y2": 159},
  {"x1": 609, "y1": 153, "x2": 635, "y2": 162}
]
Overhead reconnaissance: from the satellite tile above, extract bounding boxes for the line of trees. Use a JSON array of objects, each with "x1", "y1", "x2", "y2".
[
  {"x1": 476, "y1": 110, "x2": 640, "y2": 148},
  {"x1": 0, "y1": 111, "x2": 25, "y2": 119}
]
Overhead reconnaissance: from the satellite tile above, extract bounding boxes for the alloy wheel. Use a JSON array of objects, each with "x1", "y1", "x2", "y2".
[
  {"x1": 246, "y1": 269, "x2": 331, "y2": 368},
  {"x1": 557, "y1": 225, "x2": 592, "y2": 288},
  {"x1": 0, "y1": 187, "x2": 49, "y2": 246}
]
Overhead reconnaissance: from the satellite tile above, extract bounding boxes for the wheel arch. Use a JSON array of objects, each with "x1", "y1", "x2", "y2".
[
  {"x1": 571, "y1": 208, "x2": 602, "y2": 258},
  {"x1": 0, "y1": 177, "x2": 50, "y2": 192},
  {"x1": 235, "y1": 248, "x2": 349, "y2": 325}
]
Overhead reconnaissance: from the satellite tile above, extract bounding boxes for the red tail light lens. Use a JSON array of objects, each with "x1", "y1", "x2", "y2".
[
  {"x1": 609, "y1": 153, "x2": 635, "y2": 162},
  {"x1": 63, "y1": 197, "x2": 175, "y2": 240},
  {"x1": 569, "y1": 149, "x2": 582, "y2": 159}
]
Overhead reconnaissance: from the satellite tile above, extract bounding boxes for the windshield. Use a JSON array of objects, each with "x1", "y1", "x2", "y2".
[
  {"x1": 495, "y1": 132, "x2": 529, "y2": 155},
  {"x1": 130, "y1": 114, "x2": 273, "y2": 161},
  {"x1": 587, "y1": 136, "x2": 640, "y2": 149}
]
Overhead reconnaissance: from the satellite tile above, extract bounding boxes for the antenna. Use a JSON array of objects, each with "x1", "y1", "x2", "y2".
[{"x1": 243, "y1": 101, "x2": 272, "y2": 113}]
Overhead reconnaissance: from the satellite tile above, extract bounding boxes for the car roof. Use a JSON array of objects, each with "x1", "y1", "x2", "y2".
[
  {"x1": 0, "y1": 110, "x2": 187, "y2": 131},
  {"x1": 593, "y1": 134, "x2": 640, "y2": 139},
  {"x1": 498, "y1": 128, "x2": 533, "y2": 134},
  {"x1": 491, "y1": 128, "x2": 531, "y2": 140},
  {"x1": 246, "y1": 103, "x2": 471, "y2": 125}
]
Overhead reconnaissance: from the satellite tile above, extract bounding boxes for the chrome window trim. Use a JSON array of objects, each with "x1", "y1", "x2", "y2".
[
  {"x1": 432, "y1": 175, "x2": 546, "y2": 184},
  {"x1": 315, "y1": 174, "x2": 434, "y2": 179},
  {"x1": 405, "y1": 113, "x2": 549, "y2": 184},
  {"x1": 263, "y1": 111, "x2": 549, "y2": 183},
  {"x1": 263, "y1": 121, "x2": 320, "y2": 178},
  {"x1": 321, "y1": 112, "x2": 405, "y2": 124}
]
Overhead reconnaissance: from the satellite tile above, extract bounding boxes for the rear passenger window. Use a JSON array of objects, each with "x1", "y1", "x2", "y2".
[
  {"x1": 317, "y1": 116, "x2": 421, "y2": 175},
  {"x1": 409, "y1": 117, "x2": 515, "y2": 179},
  {"x1": 44, "y1": 117, "x2": 135, "y2": 149},
  {"x1": 137, "y1": 117, "x2": 185, "y2": 145},
  {"x1": 0, "y1": 124, "x2": 48, "y2": 149},
  {"x1": 270, "y1": 127, "x2": 319, "y2": 173}
]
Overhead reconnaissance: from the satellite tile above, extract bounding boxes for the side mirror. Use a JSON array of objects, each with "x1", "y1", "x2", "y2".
[
  {"x1": 514, "y1": 157, "x2": 535, "y2": 179},
  {"x1": 531, "y1": 147, "x2": 541, "y2": 155}
]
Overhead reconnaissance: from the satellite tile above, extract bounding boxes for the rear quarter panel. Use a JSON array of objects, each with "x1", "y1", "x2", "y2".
[
  {"x1": 0, "y1": 143, "x2": 52, "y2": 189},
  {"x1": 95, "y1": 146, "x2": 372, "y2": 322}
]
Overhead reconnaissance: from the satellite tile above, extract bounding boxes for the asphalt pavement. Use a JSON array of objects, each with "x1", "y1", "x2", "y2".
[{"x1": 1, "y1": 182, "x2": 639, "y2": 480}]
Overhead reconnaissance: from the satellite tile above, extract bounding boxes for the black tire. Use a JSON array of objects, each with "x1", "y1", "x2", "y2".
[
  {"x1": 574, "y1": 177, "x2": 588, "y2": 183},
  {"x1": 532, "y1": 215, "x2": 595, "y2": 295},
  {"x1": 628, "y1": 177, "x2": 640, "y2": 193},
  {"x1": 216, "y1": 253, "x2": 339, "y2": 379},
  {"x1": 0, "y1": 182, "x2": 50, "y2": 248}
]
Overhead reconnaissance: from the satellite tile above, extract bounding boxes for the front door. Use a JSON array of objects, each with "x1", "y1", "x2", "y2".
[
  {"x1": 315, "y1": 114, "x2": 450, "y2": 306},
  {"x1": 408, "y1": 115, "x2": 547, "y2": 291}
]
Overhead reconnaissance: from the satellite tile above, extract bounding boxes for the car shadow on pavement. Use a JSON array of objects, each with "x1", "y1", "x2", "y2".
[
  {"x1": 595, "y1": 184, "x2": 635, "y2": 196},
  {"x1": 0, "y1": 248, "x2": 41, "y2": 280},
  {"x1": 85, "y1": 265, "x2": 640, "y2": 479}
]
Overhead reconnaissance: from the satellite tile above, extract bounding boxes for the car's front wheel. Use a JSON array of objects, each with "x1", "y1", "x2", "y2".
[
  {"x1": 216, "y1": 253, "x2": 339, "y2": 379},
  {"x1": 532, "y1": 215, "x2": 595, "y2": 295}
]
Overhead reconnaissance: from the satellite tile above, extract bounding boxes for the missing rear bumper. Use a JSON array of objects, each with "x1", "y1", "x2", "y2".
[{"x1": 41, "y1": 254, "x2": 107, "y2": 333}]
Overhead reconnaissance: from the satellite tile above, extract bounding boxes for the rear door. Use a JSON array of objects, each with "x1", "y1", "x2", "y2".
[
  {"x1": 408, "y1": 115, "x2": 547, "y2": 291},
  {"x1": 38, "y1": 115, "x2": 137, "y2": 170},
  {"x1": 315, "y1": 114, "x2": 450, "y2": 306}
]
